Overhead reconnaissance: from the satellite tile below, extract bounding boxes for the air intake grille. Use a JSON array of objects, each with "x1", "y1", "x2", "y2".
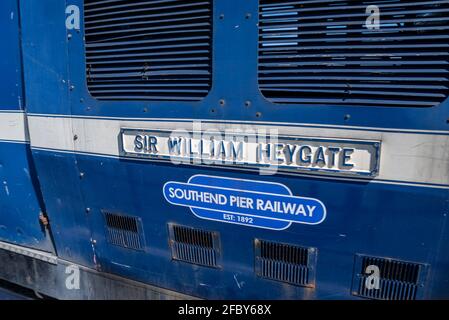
[
  {"x1": 169, "y1": 224, "x2": 219, "y2": 268},
  {"x1": 83, "y1": 0, "x2": 213, "y2": 101},
  {"x1": 258, "y1": 0, "x2": 449, "y2": 107},
  {"x1": 104, "y1": 212, "x2": 144, "y2": 250},
  {"x1": 255, "y1": 240, "x2": 316, "y2": 287},
  {"x1": 353, "y1": 255, "x2": 428, "y2": 300}
]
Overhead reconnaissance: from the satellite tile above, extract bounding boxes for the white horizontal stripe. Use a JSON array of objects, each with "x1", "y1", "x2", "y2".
[
  {"x1": 26, "y1": 113, "x2": 449, "y2": 135},
  {"x1": 0, "y1": 111, "x2": 28, "y2": 143},
  {"x1": 26, "y1": 115, "x2": 449, "y2": 187}
]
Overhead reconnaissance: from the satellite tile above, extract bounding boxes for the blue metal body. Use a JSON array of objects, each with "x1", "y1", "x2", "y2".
[
  {"x1": 0, "y1": 0, "x2": 448, "y2": 299},
  {"x1": 0, "y1": 0, "x2": 52, "y2": 253}
]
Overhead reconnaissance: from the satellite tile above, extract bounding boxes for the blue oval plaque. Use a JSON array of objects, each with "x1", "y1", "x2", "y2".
[{"x1": 163, "y1": 175, "x2": 327, "y2": 230}]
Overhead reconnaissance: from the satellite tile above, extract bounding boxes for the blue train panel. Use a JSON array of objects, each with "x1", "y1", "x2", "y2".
[
  {"x1": 0, "y1": 0, "x2": 53, "y2": 253},
  {"x1": 13, "y1": 0, "x2": 449, "y2": 300},
  {"x1": 0, "y1": 0, "x2": 23, "y2": 110}
]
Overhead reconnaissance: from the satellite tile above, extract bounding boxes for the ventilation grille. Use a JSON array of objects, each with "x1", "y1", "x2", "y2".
[
  {"x1": 83, "y1": 0, "x2": 213, "y2": 101},
  {"x1": 255, "y1": 240, "x2": 316, "y2": 287},
  {"x1": 353, "y1": 255, "x2": 427, "y2": 300},
  {"x1": 258, "y1": 0, "x2": 449, "y2": 107},
  {"x1": 169, "y1": 224, "x2": 219, "y2": 268},
  {"x1": 104, "y1": 212, "x2": 144, "y2": 250}
]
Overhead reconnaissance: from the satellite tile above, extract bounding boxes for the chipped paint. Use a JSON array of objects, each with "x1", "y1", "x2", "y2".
[{"x1": 3, "y1": 181, "x2": 10, "y2": 196}]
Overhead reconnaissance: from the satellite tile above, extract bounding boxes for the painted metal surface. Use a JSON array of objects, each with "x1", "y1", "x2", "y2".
[
  {"x1": 0, "y1": 0, "x2": 446, "y2": 299},
  {"x1": 0, "y1": 1, "x2": 23, "y2": 110},
  {"x1": 0, "y1": 0, "x2": 53, "y2": 253}
]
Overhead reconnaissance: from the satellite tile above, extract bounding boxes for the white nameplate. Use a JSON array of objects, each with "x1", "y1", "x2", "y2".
[{"x1": 120, "y1": 129, "x2": 380, "y2": 177}]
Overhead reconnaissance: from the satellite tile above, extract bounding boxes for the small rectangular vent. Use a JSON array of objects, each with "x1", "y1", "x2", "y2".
[
  {"x1": 255, "y1": 240, "x2": 316, "y2": 287},
  {"x1": 83, "y1": 0, "x2": 213, "y2": 101},
  {"x1": 169, "y1": 224, "x2": 219, "y2": 268},
  {"x1": 104, "y1": 212, "x2": 144, "y2": 250},
  {"x1": 353, "y1": 255, "x2": 428, "y2": 300}
]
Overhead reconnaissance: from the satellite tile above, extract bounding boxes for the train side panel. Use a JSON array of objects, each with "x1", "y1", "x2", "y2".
[
  {"x1": 11, "y1": 0, "x2": 449, "y2": 299},
  {"x1": 0, "y1": 0, "x2": 53, "y2": 253}
]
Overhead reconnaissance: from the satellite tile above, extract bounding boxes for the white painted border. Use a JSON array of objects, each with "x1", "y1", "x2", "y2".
[
  {"x1": 0, "y1": 111, "x2": 28, "y2": 143},
  {"x1": 1, "y1": 111, "x2": 448, "y2": 189}
]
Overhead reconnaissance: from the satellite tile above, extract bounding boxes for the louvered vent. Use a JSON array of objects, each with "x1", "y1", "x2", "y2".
[
  {"x1": 255, "y1": 240, "x2": 316, "y2": 287},
  {"x1": 83, "y1": 0, "x2": 213, "y2": 101},
  {"x1": 104, "y1": 212, "x2": 144, "y2": 250},
  {"x1": 352, "y1": 255, "x2": 428, "y2": 300},
  {"x1": 258, "y1": 0, "x2": 449, "y2": 107},
  {"x1": 168, "y1": 224, "x2": 220, "y2": 268}
]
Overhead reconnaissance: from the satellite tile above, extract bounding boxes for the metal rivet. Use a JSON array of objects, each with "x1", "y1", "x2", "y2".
[
  {"x1": 244, "y1": 100, "x2": 251, "y2": 107},
  {"x1": 219, "y1": 14, "x2": 224, "y2": 20},
  {"x1": 219, "y1": 99, "x2": 225, "y2": 106},
  {"x1": 67, "y1": 33, "x2": 72, "y2": 40},
  {"x1": 143, "y1": 107, "x2": 148, "y2": 113},
  {"x1": 256, "y1": 112, "x2": 262, "y2": 118},
  {"x1": 70, "y1": 85, "x2": 75, "y2": 91},
  {"x1": 79, "y1": 172, "x2": 85, "y2": 179},
  {"x1": 85, "y1": 208, "x2": 91, "y2": 213},
  {"x1": 344, "y1": 114, "x2": 351, "y2": 121},
  {"x1": 73, "y1": 134, "x2": 78, "y2": 141},
  {"x1": 245, "y1": 13, "x2": 251, "y2": 19}
]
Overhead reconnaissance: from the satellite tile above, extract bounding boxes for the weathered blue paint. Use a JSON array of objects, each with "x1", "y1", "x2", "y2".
[
  {"x1": 28, "y1": 149, "x2": 447, "y2": 299},
  {"x1": 0, "y1": 0, "x2": 23, "y2": 110},
  {"x1": 0, "y1": 0, "x2": 445, "y2": 299},
  {"x1": 0, "y1": 0, "x2": 53, "y2": 253}
]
